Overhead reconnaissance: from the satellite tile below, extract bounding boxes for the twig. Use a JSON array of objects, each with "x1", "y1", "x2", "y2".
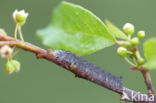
[
  {"x1": 140, "y1": 68, "x2": 155, "y2": 94},
  {"x1": 134, "y1": 49, "x2": 155, "y2": 94},
  {"x1": 0, "y1": 34, "x2": 155, "y2": 103}
]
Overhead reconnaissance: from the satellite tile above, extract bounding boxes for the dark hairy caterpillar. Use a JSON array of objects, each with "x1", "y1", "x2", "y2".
[{"x1": 53, "y1": 50, "x2": 123, "y2": 93}]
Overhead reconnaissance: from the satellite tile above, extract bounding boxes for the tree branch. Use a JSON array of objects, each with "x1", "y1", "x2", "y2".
[{"x1": 0, "y1": 33, "x2": 155, "y2": 103}]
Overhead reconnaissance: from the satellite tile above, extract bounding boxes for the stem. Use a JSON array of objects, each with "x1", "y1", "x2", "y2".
[
  {"x1": 128, "y1": 35, "x2": 131, "y2": 40},
  {"x1": 14, "y1": 24, "x2": 18, "y2": 40},
  {"x1": 135, "y1": 50, "x2": 141, "y2": 61},
  {"x1": 140, "y1": 68, "x2": 155, "y2": 94},
  {"x1": 132, "y1": 56, "x2": 137, "y2": 65},
  {"x1": 18, "y1": 26, "x2": 24, "y2": 41},
  {"x1": 124, "y1": 57, "x2": 137, "y2": 67},
  {"x1": 11, "y1": 49, "x2": 21, "y2": 58},
  {"x1": 134, "y1": 49, "x2": 155, "y2": 94}
]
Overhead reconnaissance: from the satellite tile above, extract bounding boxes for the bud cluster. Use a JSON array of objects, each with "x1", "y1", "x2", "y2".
[
  {"x1": 5, "y1": 59, "x2": 21, "y2": 75},
  {"x1": 117, "y1": 23, "x2": 146, "y2": 68},
  {"x1": 0, "y1": 9, "x2": 27, "y2": 75}
]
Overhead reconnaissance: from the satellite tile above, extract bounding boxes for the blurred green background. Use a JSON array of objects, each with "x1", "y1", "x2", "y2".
[{"x1": 0, "y1": 0, "x2": 156, "y2": 103}]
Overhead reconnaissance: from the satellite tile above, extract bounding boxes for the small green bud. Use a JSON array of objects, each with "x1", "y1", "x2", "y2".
[
  {"x1": 5, "y1": 59, "x2": 21, "y2": 75},
  {"x1": 130, "y1": 37, "x2": 139, "y2": 46},
  {"x1": 12, "y1": 60, "x2": 21, "y2": 72},
  {"x1": 138, "y1": 58, "x2": 145, "y2": 65},
  {"x1": 117, "y1": 47, "x2": 128, "y2": 57},
  {"x1": 13, "y1": 10, "x2": 28, "y2": 26},
  {"x1": 123, "y1": 23, "x2": 135, "y2": 35},
  {"x1": 137, "y1": 31, "x2": 145, "y2": 39},
  {"x1": 5, "y1": 60, "x2": 15, "y2": 75},
  {"x1": 16, "y1": 14, "x2": 26, "y2": 25}
]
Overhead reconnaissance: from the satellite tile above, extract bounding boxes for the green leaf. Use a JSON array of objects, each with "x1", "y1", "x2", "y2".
[
  {"x1": 144, "y1": 55, "x2": 156, "y2": 70},
  {"x1": 143, "y1": 38, "x2": 156, "y2": 61},
  {"x1": 37, "y1": 26, "x2": 114, "y2": 56},
  {"x1": 37, "y1": 1, "x2": 115, "y2": 56},
  {"x1": 105, "y1": 20, "x2": 128, "y2": 40},
  {"x1": 143, "y1": 38, "x2": 156, "y2": 70},
  {"x1": 52, "y1": 1, "x2": 115, "y2": 41}
]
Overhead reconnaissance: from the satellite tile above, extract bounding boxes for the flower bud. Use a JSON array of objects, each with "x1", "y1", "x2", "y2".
[
  {"x1": 117, "y1": 47, "x2": 128, "y2": 57},
  {"x1": 13, "y1": 9, "x2": 28, "y2": 26},
  {"x1": 5, "y1": 59, "x2": 21, "y2": 75},
  {"x1": 123, "y1": 23, "x2": 135, "y2": 35},
  {"x1": 137, "y1": 31, "x2": 145, "y2": 39},
  {"x1": 0, "y1": 45, "x2": 13, "y2": 59},
  {"x1": 5, "y1": 60, "x2": 15, "y2": 75},
  {"x1": 12, "y1": 60, "x2": 21, "y2": 72},
  {"x1": 130, "y1": 37, "x2": 139, "y2": 46},
  {"x1": 138, "y1": 58, "x2": 145, "y2": 65}
]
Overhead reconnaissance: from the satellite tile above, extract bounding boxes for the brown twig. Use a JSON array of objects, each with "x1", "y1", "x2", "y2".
[
  {"x1": 0, "y1": 34, "x2": 155, "y2": 103},
  {"x1": 134, "y1": 49, "x2": 155, "y2": 94},
  {"x1": 140, "y1": 68, "x2": 155, "y2": 94}
]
